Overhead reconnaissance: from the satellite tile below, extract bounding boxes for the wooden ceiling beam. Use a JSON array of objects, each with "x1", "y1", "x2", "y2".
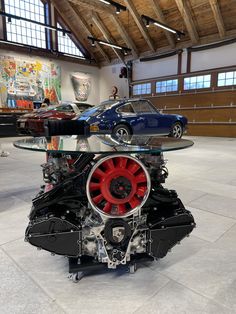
[
  {"x1": 51, "y1": 0, "x2": 98, "y2": 62},
  {"x1": 71, "y1": 4, "x2": 111, "y2": 63},
  {"x1": 209, "y1": 0, "x2": 225, "y2": 38},
  {"x1": 110, "y1": 14, "x2": 139, "y2": 59},
  {"x1": 149, "y1": 0, "x2": 175, "y2": 49},
  {"x1": 92, "y1": 12, "x2": 125, "y2": 63},
  {"x1": 68, "y1": 0, "x2": 115, "y2": 15},
  {"x1": 123, "y1": 0, "x2": 155, "y2": 52},
  {"x1": 175, "y1": 0, "x2": 199, "y2": 44}
]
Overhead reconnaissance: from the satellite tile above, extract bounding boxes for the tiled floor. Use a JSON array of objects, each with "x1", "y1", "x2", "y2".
[{"x1": 0, "y1": 136, "x2": 236, "y2": 314}]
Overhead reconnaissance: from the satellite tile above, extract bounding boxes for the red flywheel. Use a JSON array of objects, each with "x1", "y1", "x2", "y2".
[{"x1": 86, "y1": 155, "x2": 150, "y2": 218}]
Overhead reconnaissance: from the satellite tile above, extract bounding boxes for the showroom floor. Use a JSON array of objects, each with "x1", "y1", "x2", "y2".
[{"x1": 0, "y1": 136, "x2": 236, "y2": 314}]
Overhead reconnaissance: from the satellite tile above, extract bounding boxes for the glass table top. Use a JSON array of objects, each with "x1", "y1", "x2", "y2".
[{"x1": 14, "y1": 135, "x2": 194, "y2": 155}]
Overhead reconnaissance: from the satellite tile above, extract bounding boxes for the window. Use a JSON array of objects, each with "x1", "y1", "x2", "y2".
[
  {"x1": 133, "y1": 101, "x2": 155, "y2": 113},
  {"x1": 117, "y1": 103, "x2": 135, "y2": 114},
  {"x1": 156, "y1": 79, "x2": 178, "y2": 93},
  {"x1": 133, "y1": 83, "x2": 151, "y2": 96},
  {"x1": 184, "y1": 75, "x2": 211, "y2": 90},
  {"x1": 57, "y1": 23, "x2": 84, "y2": 57},
  {"x1": 218, "y1": 71, "x2": 236, "y2": 87},
  {"x1": 5, "y1": 0, "x2": 47, "y2": 49},
  {"x1": 54, "y1": 105, "x2": 73, "y2": 112}
]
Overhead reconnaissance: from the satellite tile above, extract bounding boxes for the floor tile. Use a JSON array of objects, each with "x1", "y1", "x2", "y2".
[
  {"x1": 189, "y1": 193, "x2": 236, "y2": 219},
  {"x1": 0, "y1": 248, "x2": 64, "y2": 314},
  {"x1": 134, "y1": 281, "x2": 233, "y2": 314},
  {"x1": 158, "y1": 246, "x2": 236, "y2": 311},
  {"x1": 187, "y1": 206, "x2": 236, "y2": 242},
  {"x1": 174, "y1": 178, "x2": 236, "y2": 200},
  {"x1": 0, "y1": 206, "x2": 30, "y2": 245}
]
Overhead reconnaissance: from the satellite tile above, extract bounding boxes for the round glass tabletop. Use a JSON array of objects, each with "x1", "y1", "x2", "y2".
[{"x1": 14, "y1": 135, "x2": 194, "y2": 154}]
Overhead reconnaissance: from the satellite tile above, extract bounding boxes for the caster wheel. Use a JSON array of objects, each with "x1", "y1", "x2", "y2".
[
  {"x1": 129, "y1": 263, "x2": 137, "y2": 274},
  {"x1": 70, "y1": 272, "x2": 83, "y2": 283}
]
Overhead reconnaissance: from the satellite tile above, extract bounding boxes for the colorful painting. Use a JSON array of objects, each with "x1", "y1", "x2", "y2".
[
  {"x1": 71, "y1": 73, "x2": 91, "y2": 102},
  {"x1": 0, "y1": 55, "x2": 61, "y2": 109}
]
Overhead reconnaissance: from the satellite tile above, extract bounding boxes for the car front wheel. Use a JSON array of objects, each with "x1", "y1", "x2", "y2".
[
  {"x1": 169, "y1": 122, "x2": 183, "y2": 138},
  {"x1": 112, "y1": 124, "x2": 131, "y2": 139}
]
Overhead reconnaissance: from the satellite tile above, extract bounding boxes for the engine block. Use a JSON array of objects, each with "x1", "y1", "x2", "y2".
[{"x1": 25, "y1": 152, "x2": 195, "y2": 275}]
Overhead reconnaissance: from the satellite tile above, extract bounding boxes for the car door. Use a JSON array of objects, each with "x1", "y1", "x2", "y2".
[
  {"x1": 116, "y1": 102, "x2": 143, "y2": 132},
  {"x1": 132, "y1": 100, "x2": 168, "y2": 135}
]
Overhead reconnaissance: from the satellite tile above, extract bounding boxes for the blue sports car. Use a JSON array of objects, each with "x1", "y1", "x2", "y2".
[{"x1": 77, "y1": 99, "x2": 187, "y2": 138}]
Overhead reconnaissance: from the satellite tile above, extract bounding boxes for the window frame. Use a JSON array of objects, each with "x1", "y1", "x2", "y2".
[
  {"x1": 116, "y1": 102, "x2": 136, "y2": 114},
  {"x1": 3, "y1": 0, "x2": 49, "y2": 49},
  {"x1": 217, "y1": 71, "x2": 236, "y2": 88},
  {"x1": 132, "y1": 83, "x2": 152, "y2": 96},
  {"x1": 132, "y1": 100, "x2": 156, "y2": 114},
  {"x1": 156, "y1": 79, "x2": 178, "y2": 94},
  {"x1": 56, "y1": 14, "x2": 88, "y2": 58},
  {"x1": 183, "y1": 74, "x2": 212, "y2": 91},
  {"x1": 0, "y1": 0, "x2": 89, "y2": 60}
]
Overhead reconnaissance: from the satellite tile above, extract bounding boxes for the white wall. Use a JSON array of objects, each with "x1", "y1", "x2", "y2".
[
  {"x1": 99, "y1": 63, "x2": 129, "y2": 102},
  {"x1": 191, "y1": 42, "x2": 236, "y2": 72},
  {"x1": 0, "y1": 49, "x2": 100, "y2": 105},
  {"x1": 132, "y1": 54, "x2": 178, "y2": 81},
  {"x1": 132, "y1": 42, "x2": 236, "y2": 81}
]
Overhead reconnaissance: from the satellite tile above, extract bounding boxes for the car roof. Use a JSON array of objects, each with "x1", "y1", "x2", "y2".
[{"x1": 100, "y1": 98, "x2": 150, "y2": 107}]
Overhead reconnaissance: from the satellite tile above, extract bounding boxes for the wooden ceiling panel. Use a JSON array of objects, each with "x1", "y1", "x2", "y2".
[
  {"x1": 189, "y1": 0, "x2": 219, "y2": 37},
  {"x1": 219, "y1": 0, "x2": 236, "y2": 31},
  {"x1": 158, "y1": 0, "x2": 191, "y2": 41},
  {"x1": 51, "y1": 0, "x2": 236, "y2": 64},
  {"x1": 131, "y1": 0, "x2": 171, "y2": 49}
]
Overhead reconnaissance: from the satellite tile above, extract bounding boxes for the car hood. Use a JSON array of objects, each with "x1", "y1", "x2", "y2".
[{"x1": 77, "y1": 106, "x2": 103, "y2": 119}]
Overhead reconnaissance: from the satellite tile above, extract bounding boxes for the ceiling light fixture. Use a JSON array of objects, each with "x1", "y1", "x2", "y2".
[
  {"x1": 88, "y1": 36, "x2": 131, "y2": 55},
  {"x1": 141, "y1": 14, "x2": 185, "y2": 39},
  {"x1": 116, "y1": 7, "x2": 121, "y2": 14},
  {"x1": 98, "y1": 0, "x2": 126, "y2": 13},
  {"x1": 0, "y1": 11, "x2": 71, "y2": 34},
  {"x1": 99, "y1": 0, "x2": 111, "y2": 4}
]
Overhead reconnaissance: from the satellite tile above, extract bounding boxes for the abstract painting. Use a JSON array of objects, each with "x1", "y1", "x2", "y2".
[{"x1": 0, "y1": 55, "x2": 61, "y2": 109}]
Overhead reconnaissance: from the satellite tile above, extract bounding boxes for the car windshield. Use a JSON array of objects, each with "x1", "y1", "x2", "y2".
[{"x1": 81, "y1": 100, "x2": 119, "y2": 115}]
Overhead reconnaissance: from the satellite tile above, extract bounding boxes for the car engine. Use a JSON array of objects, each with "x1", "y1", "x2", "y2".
[{"x1": 25, "y1": 151, "x2": 195, "y2": 276}]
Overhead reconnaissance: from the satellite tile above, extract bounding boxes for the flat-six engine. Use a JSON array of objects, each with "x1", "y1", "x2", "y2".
[{"x1": 25, "y1": 151, "x2": 195, "y2": 276}]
